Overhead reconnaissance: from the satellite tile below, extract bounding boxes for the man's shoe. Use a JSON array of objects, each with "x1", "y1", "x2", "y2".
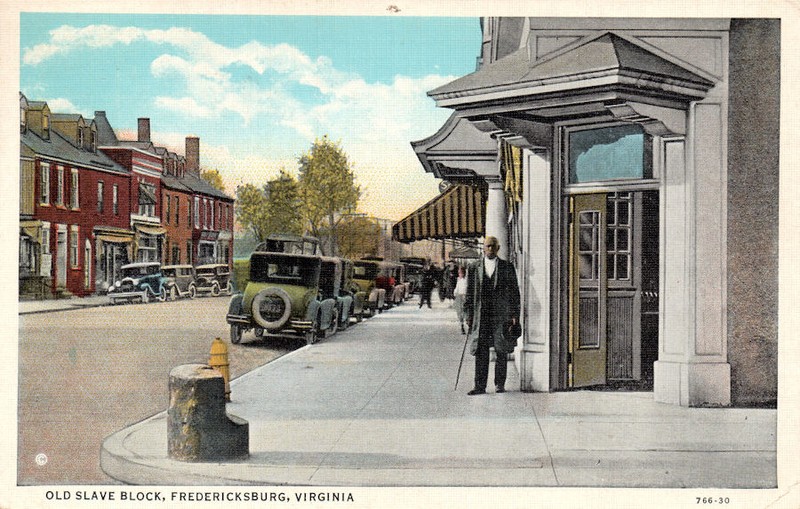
[
  {"x1": 495, "y1": 387, "x2": 505, "y2": 393},
  {"x1": 467, "y1": 389, "x2": 486, "y2": 396}
]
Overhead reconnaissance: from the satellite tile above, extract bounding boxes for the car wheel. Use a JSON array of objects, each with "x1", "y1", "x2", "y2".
[
  {"x1": 169, "y1": 286, "x2": 178, "y2": 301},
  {"x1": 251, "y1": 287, "x2": 292, "y2": 329},
  {"x1": 211, "y1": 282, "x2": 221, "y2": 297},
  {"x1": 188, "y1": 284, "x2": 197, "y2": 299},
  {"x1": 226, "y1": 281, "x2": 234, "y2": 296},
  {"x1": 158, "y1": 286, "x2": 167, "y2": 302},
  {"x1": 254, "y1": 327, "x2": 264, "y2": 338},
  {"x1": 230, "y1": 324, "x2": 242, "y2": 344}
]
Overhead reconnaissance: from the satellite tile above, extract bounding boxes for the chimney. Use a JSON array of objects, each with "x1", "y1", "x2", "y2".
[
  {"x1": 138, "y1": 118, "x2": 151, "y2": 143},
  {"x1": 186, "y1": 136, "x2": 200, "y2": 174}
]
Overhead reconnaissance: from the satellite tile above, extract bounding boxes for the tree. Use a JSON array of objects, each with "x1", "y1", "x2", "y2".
[
  {"x1": 235, "y1": 183, "x2": 270, "y2": 243},
  {"x1": 297, "y1": 136, "x2": 361, "y2": 255},
  {"x1": 201, "y1": 168, "x2": 226, "y2": 191},
  {"x1": 264, "y1": 170, "x2": 303, "y2": 236},
  {"x1": 234, "y1": 171, "x2": 304, "y2": 245},
  {"x1": 337, "y1": 215, "x2": 381, "y2": 259}
]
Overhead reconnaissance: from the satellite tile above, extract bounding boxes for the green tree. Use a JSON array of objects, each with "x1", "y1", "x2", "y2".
[
  {"x1": 264, "y1": 170, "x2": 303, "y2": 236},
  {"x1": 201, "y1": 168, "x2": 226, "y2": 191},
  {"x1": 235, "y1": 183, "x2": 270, "y2": 243},
  {"x1": 337, "y1": 215, "x2": 381, "y2": 259},
  {"x1": 298, "y1": 136, "x2": 361, "y2": 255},
  {"x1": 235, "y1": 171, "x2": 304, "y2": 245}
]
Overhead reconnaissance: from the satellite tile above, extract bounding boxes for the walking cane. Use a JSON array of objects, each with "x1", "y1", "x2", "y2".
[{"x1": 455, "y1": 329, "x2": 470, "y2": 390}]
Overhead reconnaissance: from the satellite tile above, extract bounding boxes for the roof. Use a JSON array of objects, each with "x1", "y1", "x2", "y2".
[
  {"x1": 429, "y1": 32, "x2": 714, "y2": 102},
  {"x1": 21, "y1": 128, "x2": 128, "y2": 175},
  {"x1": 121, "y1": 262, "x2": 161, "y2": 269},
  {"x1": 93, "y1": 111, "x2": 119, "y2": 146},
  {"x1": 180, "y1": 172, "x2": 234, "y2": 201},
  {"x1": 161, "y1": 173, "x2": 193, "y2": 192}
]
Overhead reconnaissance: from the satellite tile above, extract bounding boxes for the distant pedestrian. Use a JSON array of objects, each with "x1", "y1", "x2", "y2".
[
  {"x1": 419, "y1": 264, "x2": 436, "y2": 309},
  {"x1": 464, "y1": 236, "x2": 520, "y2": 395},
  {"x1": 453, "y1": 266, "x2": 468, "y2": 334}
]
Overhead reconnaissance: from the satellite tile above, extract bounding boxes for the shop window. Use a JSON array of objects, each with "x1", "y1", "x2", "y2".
[{"x1": 568, "y1": 124, "x2": 651, "y2": 184}]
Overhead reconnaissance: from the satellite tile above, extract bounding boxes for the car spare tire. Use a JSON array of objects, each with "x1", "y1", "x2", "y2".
[{"x1": 251, "y1": 287, "x2": 292, "y2": 330}]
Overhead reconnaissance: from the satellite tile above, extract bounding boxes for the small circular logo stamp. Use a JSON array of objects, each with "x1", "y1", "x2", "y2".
[{"x1": 35, "y1": 453, "x2": 48, "y2": 466}]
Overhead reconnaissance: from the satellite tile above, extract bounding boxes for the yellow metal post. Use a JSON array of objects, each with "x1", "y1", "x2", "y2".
[{"x1": 209, "y1": 338, "x2": 231, "y2": 401}]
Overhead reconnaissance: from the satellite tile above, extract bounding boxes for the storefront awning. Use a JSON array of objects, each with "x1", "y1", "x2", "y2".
[
  {"x1": 392, "y1": 184, "x2": 485, "y2": 243},
  {"x1": 20, "y1": 220, "x2": 41, "y2": 240},
  {"x1": 135, "y1": 224, "x2": 165, "y2": 236}
]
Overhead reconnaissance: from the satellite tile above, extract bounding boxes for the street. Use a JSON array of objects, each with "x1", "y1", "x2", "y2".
[{"x1": 18, "y1": 296, "x2": 299, "y2": 484}]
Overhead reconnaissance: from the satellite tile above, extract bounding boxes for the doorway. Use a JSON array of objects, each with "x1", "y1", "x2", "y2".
[{"x1": 567, "y1": 190, "x2": 659, "y2": 389}]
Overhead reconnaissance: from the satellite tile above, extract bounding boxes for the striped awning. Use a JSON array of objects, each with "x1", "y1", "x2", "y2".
[{"x1": 392, "y1": 184, "x2": 485, "y2": 243}]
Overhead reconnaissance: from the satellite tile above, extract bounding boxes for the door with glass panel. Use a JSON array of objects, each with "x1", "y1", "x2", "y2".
[{"x1": 569, "y1": 191, "x2": 657, "y2": 388}]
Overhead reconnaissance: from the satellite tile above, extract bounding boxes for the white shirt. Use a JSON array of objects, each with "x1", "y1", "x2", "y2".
[
  {"x1": 454, "y1": 277, "x2": 468, "y2": 296},
  {"x1": 484, "y1": 257, "x2": 497, "y2": 278}
]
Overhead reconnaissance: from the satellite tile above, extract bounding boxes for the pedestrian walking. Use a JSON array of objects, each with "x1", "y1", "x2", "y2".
[
  {"x1": 419, "y1": 264, "x2": 436, "y2": 308},
  {"x1": 453, "y1": 265, "x2": 468, "y2": 334},
  {"x1": 464, "y1": 236, "x2": 520, "y2": 395}
]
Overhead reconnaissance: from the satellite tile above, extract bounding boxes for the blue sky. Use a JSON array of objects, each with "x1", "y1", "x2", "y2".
[{"x1": 20, "y1": 13, "x2": 481, "y2": 219}]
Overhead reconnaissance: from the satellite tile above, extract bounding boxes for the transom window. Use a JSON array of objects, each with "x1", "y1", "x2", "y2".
[{"x1": 568, "y1": 124, "x2": 651, "y2": 184}]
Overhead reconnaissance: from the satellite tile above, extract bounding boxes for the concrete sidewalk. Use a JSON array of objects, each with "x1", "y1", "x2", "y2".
[
  {"x1": 100, "y1": 296, "x2": 776, "y2": 488},
  {"x1": 19, "y1": 295, "x2": 110, "y2": 314}
]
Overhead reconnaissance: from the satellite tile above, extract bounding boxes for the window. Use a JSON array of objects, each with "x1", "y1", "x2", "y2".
[
  {"x1": 41, "y1": 225, "x2": 51, "y2": 254},
  {"x1": 194, "y1": 197, "x2": 200, "y2": 229},
  {"x1": 210, "y1": 199, "x2": 215, "y2": 230},
  {"x1": 84, "y1": 240, "x2": 92, "y2": 289},
  {"x1": 203, "y1": 198, "x2": 208, "y2": 229},
  {"x1": 175, "y1": 196, "x2": 180, "y2": 226},
  {"x1": 186, "y1": 241, "x2": 193, "y2": 265},
  {"x1": 20, "y1": 105, "x2": 26, "y2": 132},
  {"x1": 112, "y1": 184, "x2": 118, "y2": 215},
  {"x1": 78, "y1": 128, "x2": 84, "y2": 149},
  {"x1": 568, "y1": 124, "x2": 651, "y2": 184},
  {"x1": 70, "y1": 169, "x2": 79, "y2": 209},
  {"x1": 42, "y1": 113, "x2": 50, "y2": 139},
  {"x1": 165, "y1": 195, "x2": 171, "y2": 225},
  {"x1": 70, "y1": 226, "x2": 79, "y2": 269},
  {"x1": 40, "y1": 162, "x2": 50, "y2": 205},
  {"x1": 56, "y1": 166, "x2": 64, "y2": 206},
  {"x1": 187, "y1": 199, "x2": 191, "y2": 228},
  {"x1": 97, "y1": 181, "x2": 105, "y2": 213},
  {"x1": 606, "y1": 192, "x2": 632, "y2": 281}
]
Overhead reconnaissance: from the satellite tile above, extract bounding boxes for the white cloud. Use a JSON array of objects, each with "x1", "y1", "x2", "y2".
[
  {"x1": 43, "y1": 97, "x2": 82, "y2": 115},
  {"x1": 23, "y1": 24, "x2": 461, "y2": 219}
]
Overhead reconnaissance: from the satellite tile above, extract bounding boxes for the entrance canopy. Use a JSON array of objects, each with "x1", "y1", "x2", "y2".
[{"x1": 392, "y1": 184, "x2": 485, "y2": 243}]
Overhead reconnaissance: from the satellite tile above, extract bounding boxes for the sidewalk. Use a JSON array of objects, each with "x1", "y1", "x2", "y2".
[
  {"x1": 100, "y1": 296, "x2": 777, "y2": 489},
  {"x1": 19, "y1": 295, "x2": 110, "y2": 314}
]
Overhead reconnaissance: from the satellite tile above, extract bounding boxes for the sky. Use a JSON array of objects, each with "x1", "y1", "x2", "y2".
[{"x1": 20, "y1": 13, "x2": 481, "y2": 221}]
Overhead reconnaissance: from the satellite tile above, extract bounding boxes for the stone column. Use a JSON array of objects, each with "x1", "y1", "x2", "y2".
[
  {"x1": 484, "y1": 177, "x2": 508, "y2": 258},
  {"x1": 654, "y1": 102, "x2": 731, "y2": 406},
  {"x1": 518, "y1": 149, "x2": 551, "y2": 392}
]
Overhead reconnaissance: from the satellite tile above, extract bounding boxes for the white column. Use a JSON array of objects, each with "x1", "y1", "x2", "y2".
[
  {"x1": 484, "y1": 178, "x2": 508, "y2": 257},
  {"x1": 518, "y1": 149, "x2": 550, "y2": 392},
  {"x1": 654, "y1": 102, "x2": 731, "y2": 407}
]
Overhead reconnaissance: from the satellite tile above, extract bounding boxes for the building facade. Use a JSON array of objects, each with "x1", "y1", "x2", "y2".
[{"x1": 411, "y1": 18, "x2": 778, "y2": 407}]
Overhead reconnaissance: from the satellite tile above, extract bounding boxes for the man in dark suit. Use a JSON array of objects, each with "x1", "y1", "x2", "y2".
[{"x1": 464, "y1": 236, "x2": 521, "y2": 395}]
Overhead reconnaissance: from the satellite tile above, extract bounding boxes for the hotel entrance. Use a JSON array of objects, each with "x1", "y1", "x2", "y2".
[
  {"x1": 567, "y1": 190, "x2": 659, "y2": 389},
  {"x1": 561, "y1": 123, "x2": 659, "y2": 390}
]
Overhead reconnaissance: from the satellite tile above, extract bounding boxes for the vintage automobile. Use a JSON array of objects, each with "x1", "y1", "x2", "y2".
[
  {"x1": 400, "y1": 257, "x2": 427, "y2": 294},
  {"x1": 352, "y1": 259, "x2": 385, "y2": 317},
  {"x1": 388, "y1": 262, "x2": 409, "y2": 305},
  {"x1": 161, "y1": 264, "x2": 197, "y2": 300},
  {"x1": 226, "y1": 252, "x2": 338, "y2": 345},
  {"x1": 254, "y1": 233, "x2": 320, "y2": 255},
  {"x1": 107, "y1": 262, "x2": 168, "y2": 304},
  {"x1": 338, "y1": 258, "x2": 365, "y2": 326},
  {"x1": 194, "y1": 263, "x2": 234, "y2": 296}
]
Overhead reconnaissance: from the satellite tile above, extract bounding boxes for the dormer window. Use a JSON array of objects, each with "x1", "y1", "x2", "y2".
[
  {"x1": 78, "y1": 127, "x2": 85, "y2": 149},
  {"x1": 42, "y1": 112, "x2": 50, "y2": 140}
]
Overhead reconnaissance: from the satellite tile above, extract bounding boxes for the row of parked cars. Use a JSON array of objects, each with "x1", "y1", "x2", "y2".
[
  {"x1": 226, "y1": 244, "x2": 413, "y2": 346},
  {"x1": 107, "y1": 262, "x2": 233, "y2": 304}
]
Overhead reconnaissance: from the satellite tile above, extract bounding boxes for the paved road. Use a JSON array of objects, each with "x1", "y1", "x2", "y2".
[{"x1": 18, "y1": 296, "x2": 298, "y2": 485}]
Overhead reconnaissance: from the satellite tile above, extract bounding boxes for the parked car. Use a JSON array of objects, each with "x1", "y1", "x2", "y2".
[
  {"x1": 107, "y1": 262, "x2": 168, "y2": 304},
  {"x1": 194, "y1": 263, "x2": 234, "y2": 296},
  {"x1": 226, "y1": 252, "x2": 338, "y2": 345},
  {"x1": 352, "y1": 259, "x2": 385, "y2": 317},
  {"x1": 254, "y1": 233, "x2": 320, "y2": 255},
  {"x1": 339, "y1": 258, "x2": 365, "y2": 326},
  {"x1": 161, "y1": 264, "x2": 196, "y2": 300},
  {"x1": 400, "y1": 257, "x2": 427, "y2": 294}
]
